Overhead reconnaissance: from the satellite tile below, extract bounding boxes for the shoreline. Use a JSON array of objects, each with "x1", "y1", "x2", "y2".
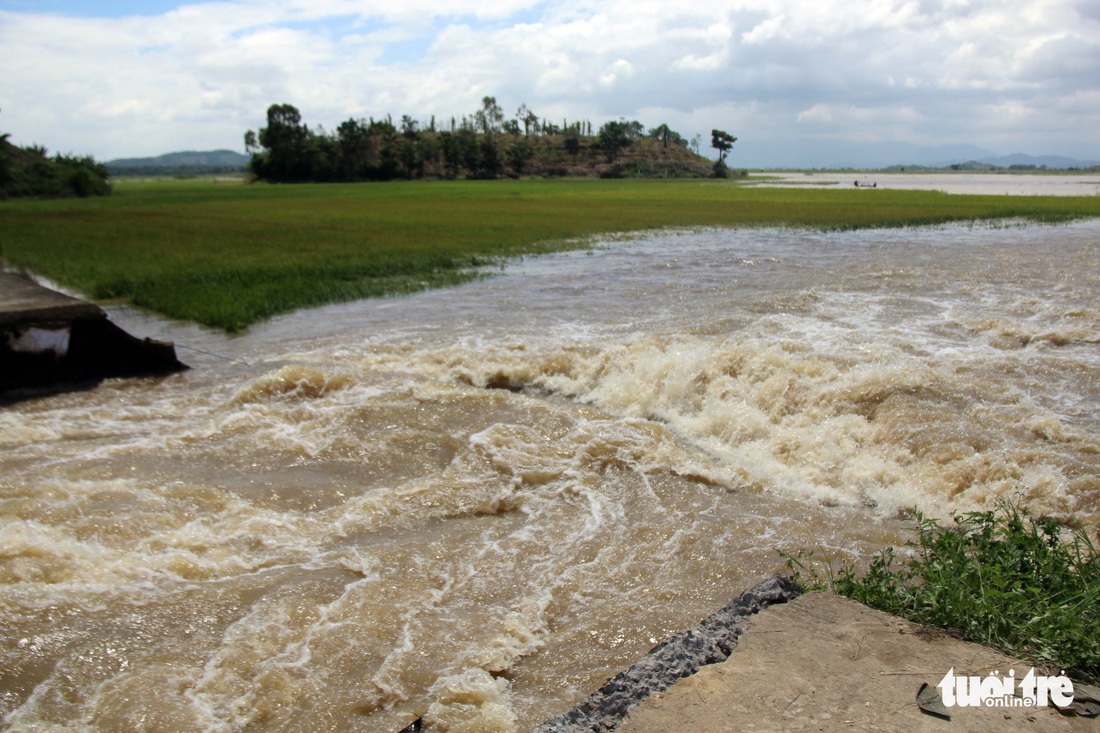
[
  {"x1": 536, "y1": 578, "x2": 1099, "y2": 733},
  {"x1": 743, "y1": 171, "x2": 1100, "y2": 196},
  {"x1": 535, "y1": 576, "x2": 802, "y2": 732}
]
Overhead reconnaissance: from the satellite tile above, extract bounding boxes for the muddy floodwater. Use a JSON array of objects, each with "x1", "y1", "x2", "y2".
[
  {"x1": 746, "y1": 171, "x2": 1100, "y2": 196},
  {"x1": 2, "y1": 177, "x2": 1099, "y2": 731}
]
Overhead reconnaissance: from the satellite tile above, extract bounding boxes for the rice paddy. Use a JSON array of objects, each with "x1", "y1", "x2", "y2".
[{"x1": 3, "y1": 177, "x2": 1099, "y2": 331}]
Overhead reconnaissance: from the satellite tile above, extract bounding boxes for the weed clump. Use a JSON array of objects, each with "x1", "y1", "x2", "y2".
[{"x1": 782, "y1": 499, "x2": 1100, "y2": 684}]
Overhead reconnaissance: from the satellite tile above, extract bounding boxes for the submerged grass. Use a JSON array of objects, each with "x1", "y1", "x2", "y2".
[
  {"x1": 3, "y1": 178, "x2": 1100, "y2": 330},
  {"x1": 782, "y1": 500, "x2": 1100, "y2": 685}
]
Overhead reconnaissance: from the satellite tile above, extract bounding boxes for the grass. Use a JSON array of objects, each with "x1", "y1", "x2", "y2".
[
  {"x1": 782, "y1": 500, "x2": 1100, "y2": 685},
  {"x1": 3, "y1": 177, "x2": 1100, "y2": 330}
]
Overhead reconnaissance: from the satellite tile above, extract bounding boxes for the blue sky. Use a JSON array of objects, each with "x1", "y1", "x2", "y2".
[
  {"x1": 0, "y1": 1, "x2": 186, "y2": 17},
  {"x1": 1, "y1": 0, "x2": 1098, "y2": 166}
]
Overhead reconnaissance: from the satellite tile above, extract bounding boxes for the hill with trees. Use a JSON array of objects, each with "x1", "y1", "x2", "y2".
[
  {"x1": 106, "y1": 149, "x2": 249, "y2": 177},
  {"x1": 244, "y1": 98, "x2": 738, "y2": 183},
  {"x1": 0, "y1": 129, "x2": 111, "y2": 199}
]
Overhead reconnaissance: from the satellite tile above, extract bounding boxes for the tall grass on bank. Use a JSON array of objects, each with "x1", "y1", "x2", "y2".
[
  {"x1": 3, "y1": 178, "x2": 1100, "y2": 330},
  {"x1": 782, "y1": 500, "x2": 1100, "y2": 685}
]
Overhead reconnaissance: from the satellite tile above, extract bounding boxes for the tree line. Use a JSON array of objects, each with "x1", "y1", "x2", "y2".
[
  {"x1": 1, "y1": 116, "x2": 111, "y2": 199},
  {"x1": 244, "y1": 97, "x2": 736, "y2": 183}
]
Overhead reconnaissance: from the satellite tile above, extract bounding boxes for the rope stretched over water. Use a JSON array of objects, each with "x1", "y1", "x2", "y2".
[{"x1": 173, "y1": 342, "x2": 252, "y2": 367}]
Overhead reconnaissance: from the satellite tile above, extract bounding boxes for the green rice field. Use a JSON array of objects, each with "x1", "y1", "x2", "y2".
[{"x1": 3, "y1": 178, "x2": 1100, "y2": 331}]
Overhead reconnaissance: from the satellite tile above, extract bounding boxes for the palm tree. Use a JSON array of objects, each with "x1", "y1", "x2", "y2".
[{"x1": 651, "y1": 124, "x2": 672, "y2": 148}]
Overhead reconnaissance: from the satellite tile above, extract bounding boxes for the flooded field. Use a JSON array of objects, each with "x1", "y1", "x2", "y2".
[
  {"x1": 2, "y1": 183, "x2": 1099, "y2": 730},
  {"x1": 748, "y1": 171, "x2": 1100, "y2": 196}
]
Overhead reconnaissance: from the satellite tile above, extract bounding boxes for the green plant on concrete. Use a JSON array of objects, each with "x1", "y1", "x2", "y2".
[{"x1": 781, "y1": 499, "x2": 1100, "y2": 684}]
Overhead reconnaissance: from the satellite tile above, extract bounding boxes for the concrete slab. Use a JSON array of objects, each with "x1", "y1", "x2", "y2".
[
  {"x1": 0, "y1": 272, "x2": 104, "y2": 326},
  {"x1": 618, "y1": 592, "x2": 1095, "y2": 733},
  {"x1": 1, "y1": 272, "x2": 186, "y2": 396}
]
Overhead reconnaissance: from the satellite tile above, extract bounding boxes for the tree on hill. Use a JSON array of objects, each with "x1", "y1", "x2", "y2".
[
  {"x1": 711, "y1": 129, "x2": 736, "y2": 164},
  {"x1": 517, "y1": 104, "x2": 539, "y2": 137},
  {"x1": 649, "y1": 124, "x2": 688, "y2": 149},
  {"x1": 0, "y1": 132, "x2": 10, "y2": 189},
  {"x1": 710, "y1": 129, "x2": 737, "y2": 178},
  {"x1": 476, "y1": 97, "x2": 504, "y2": 137},
  {"x1": 476, "y1": 137, "x2": 502, "y2": 178},
  {"x1": 251, "y1": 104, "x2": 312, "y2": 182},
  {"x1": 650, "y1": 124, "x2": 672, "y2": 148},
  {"x1": 333, "y1": 118, "x2": 371, "y2": 179},
  {"x1": 598, "y1": 120, "x2": 633, "y2": 162},
  {"x1": 0, "y1": 119, "x2": 110, "y2": 199},
  {"x1": 506, "y1": 140, "x2": 533, "y2": 176},
  {"x1": 244, "y1": 100, "x2": 711, "y2": 182},
  {"x1": 564, "y1": 133, "x2": 581, "y2": 161}
]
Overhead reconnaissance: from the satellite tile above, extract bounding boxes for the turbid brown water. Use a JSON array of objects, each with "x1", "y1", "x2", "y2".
[{"x1": 2, "y1": 180, "x2": 1099, "y2": 731}]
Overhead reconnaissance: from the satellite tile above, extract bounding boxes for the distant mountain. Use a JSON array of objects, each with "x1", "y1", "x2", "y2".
[
  {"x1": 979, "y1": 153, "x2": 1099, "y2": 169},
  {"x1": 736, "y1": 138, "x2": 1098, "y2": 170},
  {"x1": 736, "y1": 138, "x2": 997, "y2": 169},
  {"x1": 107, "y1": 150, "x2": 249, "y2": 169}
]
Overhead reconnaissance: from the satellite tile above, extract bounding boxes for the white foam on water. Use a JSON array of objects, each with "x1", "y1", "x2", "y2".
[
  {"x1": 425, "y1": 668, "x2": 518, "y2": 733},
  {"x1": 3, "y1": 219, "x2": 1099, "y2": 730}
]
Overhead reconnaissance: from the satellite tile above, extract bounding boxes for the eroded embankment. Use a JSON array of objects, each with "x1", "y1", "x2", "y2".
[{"x1": 534, "y1": 576, "x2": 803, "y2": 732}]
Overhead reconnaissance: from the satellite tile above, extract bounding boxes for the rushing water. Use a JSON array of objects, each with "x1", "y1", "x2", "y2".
[{"x1": 3, "y1": 207, "x2": 1100, "y2": 731}]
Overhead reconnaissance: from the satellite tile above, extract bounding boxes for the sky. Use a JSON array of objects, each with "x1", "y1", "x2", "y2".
[{"x1": 1, "y1": 0, "x2": 1098, "y2": 167}]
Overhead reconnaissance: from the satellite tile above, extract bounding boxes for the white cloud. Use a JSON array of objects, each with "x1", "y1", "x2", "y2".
[
  {"x1": 796, "y1": 104, "x2": 834, "y2": 125},
  {"x1": 600, "y1": 59, "x2": 634, "y2": 88},
  {"x1": 0, "y1": 0, "x2": 1097, "y2": 162},
  {"x1": 741, "y1": 15, "x2": 785, "y2": 45}
]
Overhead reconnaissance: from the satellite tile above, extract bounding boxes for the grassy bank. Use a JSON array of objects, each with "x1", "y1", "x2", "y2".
[
  {"x1": 3, "y1": 178, "x2": 1100, "y2": 330},
  {"x1": 783, "y1": 501, "x2": 1100, "y2": 686}
]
